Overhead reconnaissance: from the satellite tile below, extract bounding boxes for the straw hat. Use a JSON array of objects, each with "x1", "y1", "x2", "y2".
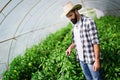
[{"x1": 61, "y1": 1, "x2": 82, "y2": 17}]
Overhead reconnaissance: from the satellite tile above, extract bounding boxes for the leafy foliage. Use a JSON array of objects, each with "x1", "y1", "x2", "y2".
[
  {"x1": 95, "y1": 15, "x2": 120, "y2": 80},
  {"x1": 2, "y1": 15, "x2": 120, "y2": 80}
]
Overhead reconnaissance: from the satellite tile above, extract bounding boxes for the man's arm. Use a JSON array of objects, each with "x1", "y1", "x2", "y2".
[
  {"x1": 93, "y1": 44, "x2": 101, "y2": 71},
  {"x1": 94, "y1": 44, "x2": 100, "y2": 62},
  {"x1": 88, "y1": 19, "x2": 101, "y2": 71},
  {"x1": 66, "y1": 43, "x2": 75, "y2": 56}
]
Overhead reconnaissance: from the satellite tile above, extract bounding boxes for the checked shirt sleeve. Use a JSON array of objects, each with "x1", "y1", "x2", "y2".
[{"x1": 88, "y1": 19, "x2": 100, "y2": 45}]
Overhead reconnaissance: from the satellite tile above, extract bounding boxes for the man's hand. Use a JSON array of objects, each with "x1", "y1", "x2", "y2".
[
  {"x1": 93, "y1": 61, "x2": 100, "y2": 71},
  {"x1": 66, "y1": 48, "x2": 72, "y2": 56},
  {"x1": 66, "y1": 43, "x2": 75, "y2": 56}
]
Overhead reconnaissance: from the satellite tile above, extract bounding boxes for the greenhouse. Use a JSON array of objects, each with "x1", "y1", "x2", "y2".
[{"x1": 0, "y1": 0, "x2": 120, "y2": 80}]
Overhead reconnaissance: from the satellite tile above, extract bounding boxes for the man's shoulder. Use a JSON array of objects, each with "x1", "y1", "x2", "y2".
[{"x1": 81, "y1": 14, "x2": 94, "y2": 23}]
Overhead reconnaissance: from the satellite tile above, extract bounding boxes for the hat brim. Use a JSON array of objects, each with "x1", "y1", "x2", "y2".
[
  {"x1": 71, "y1": 4, "x2": 82, "y2": 12},
  {"x1": 61, "y1": 4, "x2": 82, "y2": 18}
]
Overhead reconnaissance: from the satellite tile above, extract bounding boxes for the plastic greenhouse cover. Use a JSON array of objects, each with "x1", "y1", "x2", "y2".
[{"x1": 0, "y1": 0, "x2": 120, "y2": 78}]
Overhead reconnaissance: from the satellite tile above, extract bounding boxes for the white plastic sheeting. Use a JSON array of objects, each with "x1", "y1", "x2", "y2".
[{"x1": 0, "y1": 0, "x2": 120, "y2": 78}]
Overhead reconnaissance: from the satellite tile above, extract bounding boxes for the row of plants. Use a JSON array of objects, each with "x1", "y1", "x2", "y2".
[
  {"x1": 3, "y1": 23, "x2": 84, "y2": 80},
  {"x1": 2, "y1": 15, "x2": 120, "y2": 80},
  {"x1": 31, "y1": 24, "x2": 84, "y2": 80},
  {"x1": 95, "y1": 15, "x2": 120, "y2": 80}
]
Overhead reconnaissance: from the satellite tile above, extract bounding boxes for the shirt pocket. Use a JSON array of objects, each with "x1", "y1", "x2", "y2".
[
  {"x1": 82, "y1": 24, "x2": 90, "y2": 32},
  {"x1": 82, "y1": 24, "x2": 92, "y2": 44}
]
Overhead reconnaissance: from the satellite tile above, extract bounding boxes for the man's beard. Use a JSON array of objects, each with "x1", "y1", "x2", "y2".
[{"x1": 71, "y1": 12, "x2": 77, "y2": 24}]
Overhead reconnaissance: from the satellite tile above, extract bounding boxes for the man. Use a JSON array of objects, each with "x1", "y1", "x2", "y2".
[{"x1": 62, "y1": 2, "x2": 102, "y2": 80}]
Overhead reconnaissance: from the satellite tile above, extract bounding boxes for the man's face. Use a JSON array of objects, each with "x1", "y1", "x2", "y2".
[{"x1": 66, "y1": 10, "x2": 77, "y2": 24}]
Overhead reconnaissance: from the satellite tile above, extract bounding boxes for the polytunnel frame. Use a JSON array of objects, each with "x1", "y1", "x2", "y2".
[
  {"x1": 0, "y1": 0, "x2": 40, "y2": 70},
  {"x1": 1, "y1": 0, "x2": 120, "y2": 79},
  {"x1": 0, "y1": 0, "x2": 62, "y2": 69}
]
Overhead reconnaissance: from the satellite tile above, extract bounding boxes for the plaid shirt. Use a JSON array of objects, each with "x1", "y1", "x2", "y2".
[{"x1": 72, "y1": 15, "x2": 100, "y2": 64}]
